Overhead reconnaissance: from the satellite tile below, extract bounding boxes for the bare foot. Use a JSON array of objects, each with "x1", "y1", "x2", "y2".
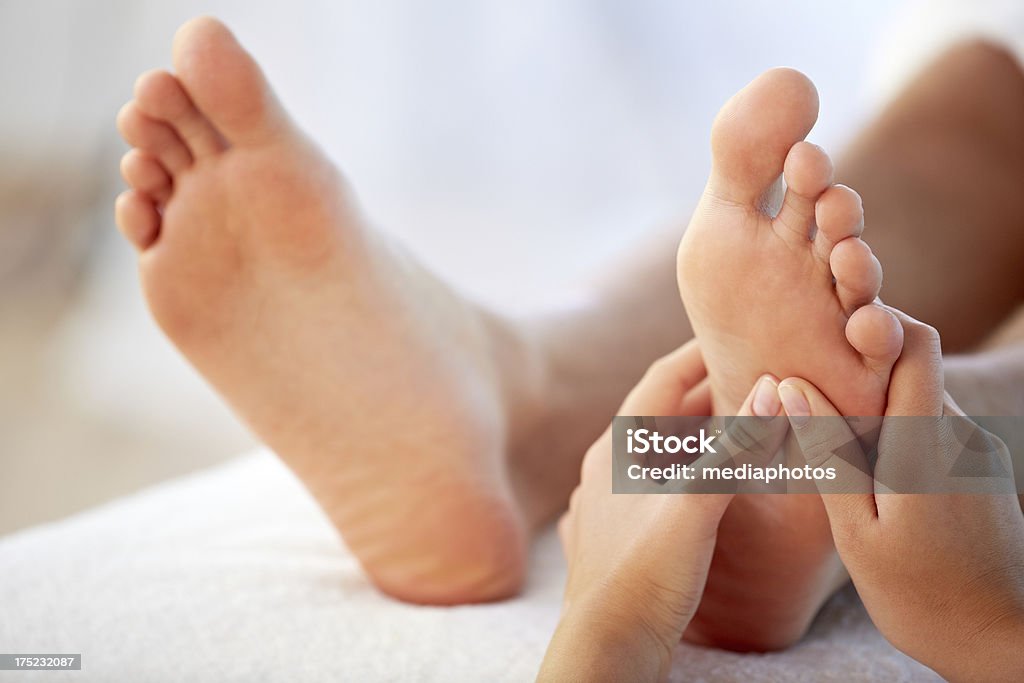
[
  {"x1": 114, "y1": 17, "x2": 553, "y2": 605},
  {"x1": 676, "y1": 68, "x2": 904, "y2": 650},
  {"x1": 678, "y1": 68, "x2": 904, "y2": 417}
]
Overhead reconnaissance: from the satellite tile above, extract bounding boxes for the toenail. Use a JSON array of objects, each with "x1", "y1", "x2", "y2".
[
  {"x1": 778, "y1": 383, "x2": 811, "y2": 427},
  {"x1": 751, "y1": 376, "x2": 781, "y2": 418}
]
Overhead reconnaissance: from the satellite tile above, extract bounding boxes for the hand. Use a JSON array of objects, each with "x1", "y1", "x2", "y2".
[
  {"x1": 778, "y1": 311, "x2": 1024, "y2": 683},
  {"x1": 539, "y1": 340, "x2": 788, "y2": 682}
]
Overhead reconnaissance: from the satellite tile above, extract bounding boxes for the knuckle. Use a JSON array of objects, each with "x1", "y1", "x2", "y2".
[{"x1": 723, "y1": 419, "x2": 760, "y2": 453}]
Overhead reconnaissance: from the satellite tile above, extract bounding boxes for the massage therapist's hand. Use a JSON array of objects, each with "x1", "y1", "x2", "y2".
[
  {"x1": 538, "y1": 340, "x2": 788, "y2": 683},
  {"x1": 778, "y1": 312, "x2": 1024, "y2": 683}
]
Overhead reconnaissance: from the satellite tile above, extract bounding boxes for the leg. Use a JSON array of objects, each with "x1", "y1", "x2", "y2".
[
  {"x1": 839, "y1": 41, "x2": 1024, "y2": 351},
  {"x1": 945, "y1": 306, "x2": 1024, "y2": 417}
]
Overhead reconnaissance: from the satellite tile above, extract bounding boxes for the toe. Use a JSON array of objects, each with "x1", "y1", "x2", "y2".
[
  {"x1": 708, "y1": 67, "x2": 819, "y2": 208},
  {"x1": 831, "y1": 237, "x2": 882, "y2": 313},
  {"x1": 172, "y1": 16, "x2": 289, "y2": 146},
  {"x1": 846, "y1": 304, "x2": 904, "y2": 378},
  {"x1": 115, "y1": 189, "x2": 161, "y2": 250},
  {"x1": 120, "y1": 149, "x2": 172, "y2": 204},
  {"x1": 134, "y1": 69, "x2": 226, "y2": 158},
  {"x1": 117, "y1": 101, "x2": 193, "y2": 174},
  {"x1": 813, "y1": 185, "x2": 863, "y2": 262},
  {"x1": 774, "y1": 141, "x2": 833, "y2": 245}
]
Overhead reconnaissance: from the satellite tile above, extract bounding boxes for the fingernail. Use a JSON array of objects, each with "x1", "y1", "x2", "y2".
[
  {"x1": 778, "y1": 383, "x2": 811, "y2": 427},
  {"x1": 751, "y1": 376, "x2": 781, "y2": 418}
]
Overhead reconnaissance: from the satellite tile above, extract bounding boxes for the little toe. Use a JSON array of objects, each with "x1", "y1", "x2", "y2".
[
  {"x1": 134, "y1": 69, "x2": 226, "y2": 158},
  {"x1": 708, "y1": 67, "x2": 819, "y2": 208},
  {"x1": 117, "y1": 101, "x2": 193, "y2": 174},
  {"x1": 774, "y1": 141, "x2": 834, "y2": 245},
  {"x1": 813, "y1": 185, "x2": 863, "y2": 262},
  {"x1": 846, "y1": 304, "x2": 904, "y2": 378},
  {"x1": 115, "y1": 189, "x2": 161, "y2": 251},
  {"x1": 831, "y1": 237, "x2": 882, "y2": 313},
  {"x1": 120, "y1": 149, "x2": 172, "y2": 204}
]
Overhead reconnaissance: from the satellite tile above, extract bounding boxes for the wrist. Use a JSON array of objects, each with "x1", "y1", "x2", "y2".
[{"x1": 929, "y1": 610, "x2": 1024, "y2": 683}]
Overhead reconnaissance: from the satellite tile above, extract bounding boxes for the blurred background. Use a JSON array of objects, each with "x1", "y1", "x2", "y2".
[{"x1": 0, "y1": 0, "x2": 898, "y2": 534}]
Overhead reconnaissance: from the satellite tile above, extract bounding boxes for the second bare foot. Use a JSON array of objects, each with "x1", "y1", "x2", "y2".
[
  {"x1": 677, "y1": 68, "x2": 905, "y2": 650},
  {"x1": 115, "y1": 17, "x2": 559, "y2": 605}
]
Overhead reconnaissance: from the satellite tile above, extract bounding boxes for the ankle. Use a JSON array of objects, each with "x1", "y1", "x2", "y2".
[
  {"x1": 474, "y1": 309, "x2": 549, "y2": 456},
  {"x1": 474, "y1": 310, "x2": 574, "y2": 526},
  {"x1": 482, "y1": 305, "x2": 636, "y2": 528}
]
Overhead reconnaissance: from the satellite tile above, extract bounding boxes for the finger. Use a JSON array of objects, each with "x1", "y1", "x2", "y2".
[
  {"x1": 869, "y1": 310, "x2": 945, "y2": 493},
  {"x1": 557, "y1": 511, "x2": 573, "y2": 560},
  {"x1": 619, "y1": 339, "x2": 707, "y2": 416},
  {"x1": 778, "y1": 378, "x2": 877, "y2": 526},
  {"x1": 580, "y1": 431, "x2": 613, "y2": 484},
  {"x1": 883, "y1": 308, "x2": 944, "y2": 417},
  {"x1": 713, "y1": 375, "x2": 789, "y2": 464},
  {"x1": 682, "y1": 375, "x2": 790, "y2": 495},
  {"x1": 882, "y1": 312, "x2": 1014, "y2": 493},
  {"x1": 679, "y1": 378, "x2": 712, "y2": 416},
  {"x1": 942, "y1": 391, "x2": 967, "y2": 418}
]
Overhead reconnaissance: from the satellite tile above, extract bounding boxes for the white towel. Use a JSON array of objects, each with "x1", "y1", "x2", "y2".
[{"x1": 0, "y1": 452, "x2": 938, "y2": 682}]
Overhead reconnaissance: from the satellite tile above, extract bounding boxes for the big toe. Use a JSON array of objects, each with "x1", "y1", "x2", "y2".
[
  {"x1": 709, "y1": 67, "x2": 819, "y2": 208},
  {"x1": 172, "y1": 16, "x2": 289, "y2": 146}
]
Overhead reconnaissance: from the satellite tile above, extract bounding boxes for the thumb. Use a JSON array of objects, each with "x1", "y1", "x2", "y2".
[
  {"x1": 883, "y1": 309, "x2": 944, "y2": 417},
  {"x1": 681, "y1": 375, "x2": 790, "y2": 495},
  {"x1": 714, "y1": 375, "x2": 791, "y2": 465},
  {"x1": 777, "y1": 378, "x2": 877, "y2": 528}
]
